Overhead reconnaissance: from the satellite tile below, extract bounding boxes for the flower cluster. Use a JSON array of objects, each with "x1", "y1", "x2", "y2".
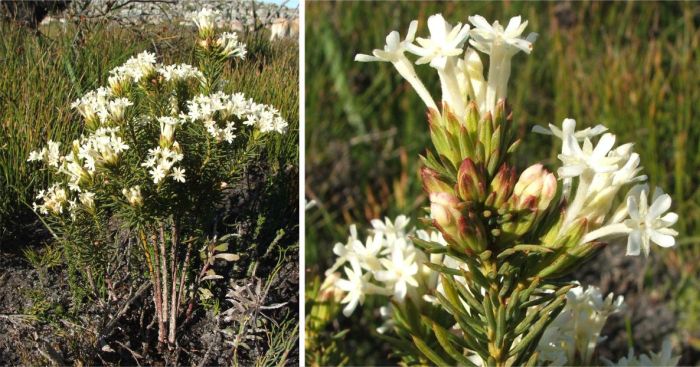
[
  {"x1": 327, "y1": 216, "x2": 454, "y2": 316},
  {"x1": 33, "y1": 183, "x2": 70, "y2": 215},
  {"x1": 216, "y1": 32, "x2": 247, "y2": 60},
  {"x1": 190, "y1": 9, "x2": 247, "y2": 60},
  {"x1": 29, "y1": 14, "x2": 287, "y2": 218},
  {"x1": 141, "y1": 145, "x2": 185, "y2": 184},
  {"x1": 27, "y1": 140, "x2": 61, "y2": 167},
  {"x1": 157, "y1": 63, "x2": 205, "y2": 82},
  {"x1": 109, "y1": 51, "x2": 157, "y2": 86},
  {"x1": 70, "y1": 87, "x2": 133, "y2": 128},
  {"x1": 537, "y1": 284, "x2": 625, "y2": 365},
  {"x1": 186, "y1": 91, "x2": 288, "y2": 140},
  {"x1": 356, "y1": 13, "x2": 536, "y2": 120},
  {"x1": 190, "y1": 8, "x2": 219, "y2": 37},
  {"x1": 536, "y1": 118, "x2": 678, "y2": 257},
  {"x1": 604, "y1": 338, "x2": 680, "y2": 367}
]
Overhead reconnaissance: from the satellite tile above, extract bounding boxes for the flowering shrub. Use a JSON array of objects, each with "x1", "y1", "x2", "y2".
[
  {"x1": 310, "y1": 13, "x2": 680, "y2": 366},
  {"x1": 28, "y1": 8, "x2": 287, "y2": 349}
]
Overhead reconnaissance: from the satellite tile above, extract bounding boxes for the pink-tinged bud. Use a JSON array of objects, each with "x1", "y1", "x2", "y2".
[
  {"x1": 513, "y1": 164, "x2": 557, "y2": 211},
  {"x1": 539, "y1": 172, "x2": 557, "y2": 211},
  {"x1": 429, "y1": 193, "x2": 486, "y2": 254},
  {"x1": 491, "y1": 163, "x2": 516, "y2": 208},
  {"x1": 421, "y1": 167, "x2": 453, "y2": 195},
  {"x1": 430, "y1": 192, "x2": 461, "y2": 229},
  {"x1": 457, "y1": 158, "x2": 486, "y2": 202},
  {"x1": 514, "y1": 164, "x2": 545, "y2": 195}
]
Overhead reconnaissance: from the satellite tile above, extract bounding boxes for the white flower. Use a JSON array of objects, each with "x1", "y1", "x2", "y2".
[
  {"x1": 157, "y1": 64, "x2": 204, "y2": 82},
  {"x1": 350, "y1": 233, "x2": 385, "y2": 272},
  {"x1": 355, "y1": 20, "x2": 438, "y2": 111},
  {"x1": 468, "y1": 15, "x2": 538, "y2": 114},
  {"x1": 191, "y1": 8, "x2": 219, "y2": 35},
  {"x1": 582, "y1": 185, "x2": 678, "y2": 257},
  {"x1": 325, "y1": 224, "x2": 359, "y2": 275},
  {"x1": 217, "y1": 32, "x2": 247, "y2": 59},
  {"x1": 110, "y1": 51, "x2": 156, "y2": 83},
  {"x1": 186, "y1": 92, "x2": 287, "y2": 140},
  {"x1": 33, "y1": 183, "x2": 69, "y2": 215},
  {"x1": 150, "y1": 165, "x2": 168, "y2": 184},
  {"x1": 371, "y1": 215, "x2": 410, "y2": 241},
  {"x1": 171, "y1": 167, "x2": 186, "y2": 183},
  {"x1": 623, "y1": 186, "x2": 678, "y2": 256},
  {"x1": 538, "y1": 284, "x2": 625, "y2": 365},
  {"x1": 122, "y1": 186, "x2": 143, "y2": 207},
  {"x1": 375, "y1": 247, "x2": 419, "y2": 300},
  {"x1": 27, "y1": 140, "x2": 61, "y2": 167},
  {"x1": 558, "y1": 133, "x2": 622, "y2": 178},
  {"x1": 533, "y1": 118, "x2": 608, "y2": 150},
  {"x1": 79, "y1": 191, "x2": 95, "y2": 210},
  {"x1": 71, "y1": 88, "x2": 111, "y2": 124},
  {"x1": 604, "y1": 338, "x2": 680, "y2": 367},
  {"x1": 335, "y1": 259, "x2": 388, "y2": 316},
  {"x1": 405, "y1": 14, "x2": 470, "y2": 69},
  {"x1": 469, "y1": 15, "x2": 537, "y2": 56},
  {"x1": 158, "y1": 116, "x2": 180, "y2": 144}
]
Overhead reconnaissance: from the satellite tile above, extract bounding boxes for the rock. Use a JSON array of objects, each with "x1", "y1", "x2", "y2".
[{"x1": 46, "y1": 0, "x2": 298, "y2": 28}]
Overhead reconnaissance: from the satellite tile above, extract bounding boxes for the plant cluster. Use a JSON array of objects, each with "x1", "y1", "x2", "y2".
[
  {"x1": 27, "y1": 8, "x2": 287, "y2": 350},
  {"x1": 309, "y1": 12, "x2": 681, "y2": 366}
]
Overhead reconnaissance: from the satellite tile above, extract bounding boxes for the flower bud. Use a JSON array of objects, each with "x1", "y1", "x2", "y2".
[
  {"x1": 420, "y1": 167, "x2": 453, "y2": 195},
  {"x1": 430, "y1": 192, "x2": 461, "y2": 230},
  {"x1": 319, "y1": 272, "x2": 345, "y2": 303},
  {"x1": 490, "y1": 163, "x2": 516, "y2": 208},
  {"x1": 457, "y1": 158, "x2": 486, "y2": 203},
  {"x1": 513, "y1": 164, "x2": 557, "y2": 211},
  {"x1": 79, "y1": 192, "x2": 96, "y2": 213},
  {"x1": 158, "y1": 117, "x2": 179, "y2": 148},
  {"x1": 429, "y1": 193, "x2": 486, "y2": 253},
  {"x1": 122, "y1": 186, "x2": 143, "y2": 207}
]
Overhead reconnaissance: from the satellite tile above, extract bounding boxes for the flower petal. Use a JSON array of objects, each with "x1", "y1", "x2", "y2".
[
  {"x1": 648, "y1": 193, "x2": 672, "y2": 219},
  {"x1": 649, "y1": 230, "x2": 676, "y2": 248},
  {"x1": 626, "y1": 230, "x2": 642, "y2": 256}
]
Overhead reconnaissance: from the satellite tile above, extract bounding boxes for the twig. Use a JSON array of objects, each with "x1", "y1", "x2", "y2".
[
  {"x1": 115, "y1": 340, "x2": 143, "y2": 366},
  {"x1": 97, "y1": 282, "x2": 151, "y2": 342}
]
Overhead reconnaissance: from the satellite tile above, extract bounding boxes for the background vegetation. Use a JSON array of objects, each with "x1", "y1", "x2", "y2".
[
  {"x1": 0, "y1": 18, "x2": 298, "y2": 365},
  {"x1": 305, "y1": 1, "x2": 699, "y2": 364}
]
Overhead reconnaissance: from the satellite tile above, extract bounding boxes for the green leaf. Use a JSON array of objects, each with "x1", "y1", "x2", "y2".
[
  {"x1": 432, "y1": 322, "x2": 479, "y2": 367},
  {"x1": 412, "y1": 335, "x2": 452, "y2": 367},
  {"x1": 410, "y1": 236, "x2": 448, "y2": 254}
]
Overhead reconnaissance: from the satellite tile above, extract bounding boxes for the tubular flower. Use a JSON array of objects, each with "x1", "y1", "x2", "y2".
[
  {"x1": 406, "y1": 14, "x2": 470, "y2": 118},
  {"x1": 122, "y1": 186, "x2": 143, "y2": 207},
  {"x1": 581, "y1": 185, "x2": 678, "y2": 256},
  {"x1": 335, "y1": 259, "x2": 389, "y2": 317},
  {"x1": 355, "y1": 20, "x2": 438, "y2": 111},
  {"x1": 468, "y1": 15, "x2": 538, "y2": 114},
  {"x1": 191, "y1": 8, "x2": 219, "y2": 37},
  {"x1": 406, "y1": 13, "x2": 470, "y2": 68}
]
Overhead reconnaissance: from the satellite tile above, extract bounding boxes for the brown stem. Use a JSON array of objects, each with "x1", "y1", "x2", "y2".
[
  {"x1": 168, "y1": 218, "x2": 179, "y2": 346},
  {"x1": 176, "y1": 238, "x2": 193, "y2": 318},
  {"x1": 159, "y1": 222, "x2": 169, "y2": 340},
  {"x1": 147, "y1": 230, "x2": 166, "y2": 346}
]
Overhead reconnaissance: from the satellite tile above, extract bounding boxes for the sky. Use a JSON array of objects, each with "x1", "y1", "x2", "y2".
[{"x1": 260, "y1": 0, "x2": 299, "y2": 9}]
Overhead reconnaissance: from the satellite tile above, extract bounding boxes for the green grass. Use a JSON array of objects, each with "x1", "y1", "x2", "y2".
[
  {"x1": 305, "y1": 2, "x2": 700, "y2": 364},
  {"x1": 0, "y1": 21, "x2": 298, "y2": 248}
]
